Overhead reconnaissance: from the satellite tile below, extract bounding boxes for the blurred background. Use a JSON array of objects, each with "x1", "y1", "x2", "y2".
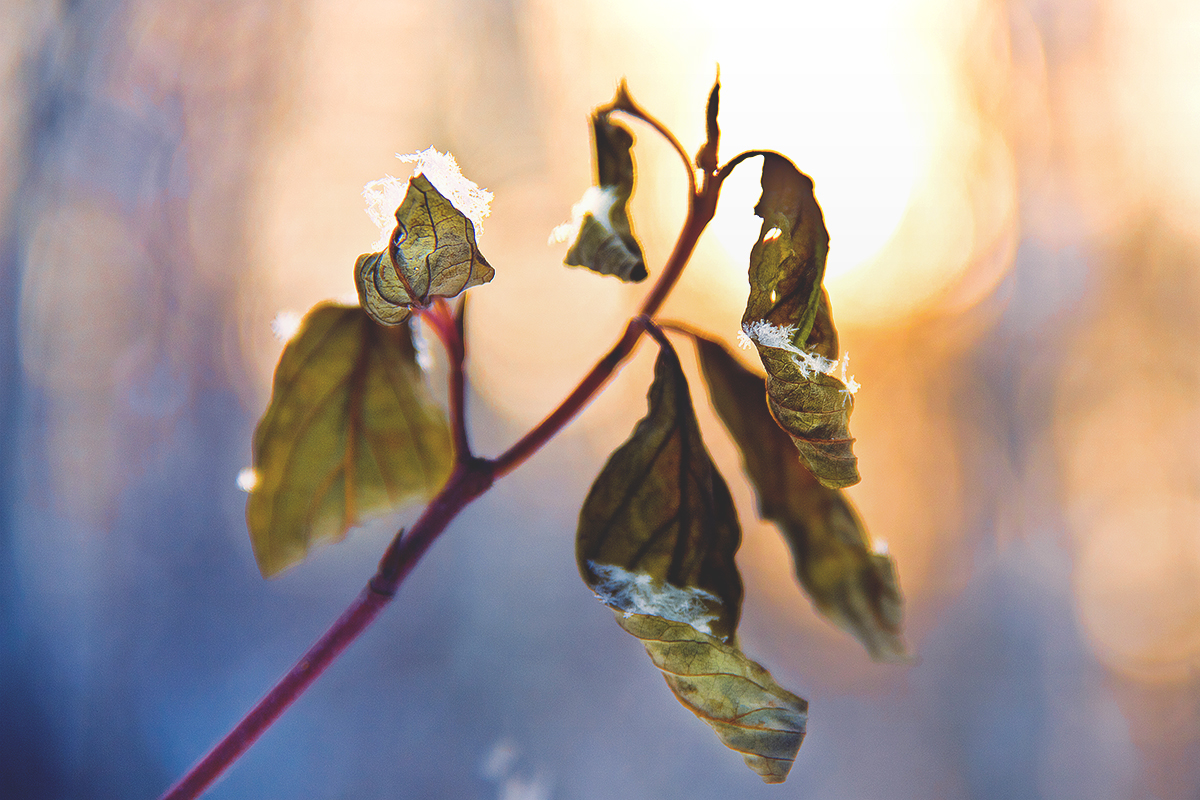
[{"x1": 3, "y1": 0, "x2": 1199, "y2": 797}]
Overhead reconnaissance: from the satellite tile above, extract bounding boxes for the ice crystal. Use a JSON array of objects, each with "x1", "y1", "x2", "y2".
[
  {"x1": 588, "y1": 562, "x2": 722, "y2": 637},
  {"x1": 364, "y1": 148, "x2": 493, "y2": 251},
  {"x1": 548, "y1": 186, "x2": 617, "y2": 245},
  {"x1": 741, "y1": 319, "x2": 859, "y2": 394}
]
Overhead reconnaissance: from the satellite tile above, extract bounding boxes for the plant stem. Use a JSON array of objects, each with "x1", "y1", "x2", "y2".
[
  {"x1": 420, "y1": 298, "x2": 471, "y2": 460},
  {"x1": 157, "y1": 463, "x2": 492, "y2": 800}
]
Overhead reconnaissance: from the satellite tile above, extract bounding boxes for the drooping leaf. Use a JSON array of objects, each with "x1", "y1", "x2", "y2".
[
  {"x1": 694, "y1": 75, "x2": 721, "y2": 175},
  {"x1": 740, "y1": 153, "x2": 859, "y2": 488},
  {"x1": 693, "y1": 333, "x2": 907, "y2": 662},
  {"x1": 577, "y1": 341, "x2": 808, "y2": 781},
  {"x1": 563, "y1": 106, "x2": 647, "y2": 282},
  {"x1": 615, "y1": 612, "x2": 808, "y2": 784},
  {"x1": 246, "y1": 303, "x2": 453, "y2": 576},
  {"x1": 356, "y1": 174, "x2": 494, "y2": 326},
  {"x1": 577, "y1": 342, "x2": 742, "y2": 641}
]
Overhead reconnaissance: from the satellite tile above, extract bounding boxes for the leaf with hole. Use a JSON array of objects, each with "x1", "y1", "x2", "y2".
[
  {"x1": 356, "y1": 174, "x2": 494, "y2": 326},
  {"x1": 693, "y1": 332, "x2": 907, "y2": 662},
  {"x1": 740, "y1": 153, "x2": 858, "y2": 488},
  {"x1": 246, "y1": 303, "x2": 453, "y2": 576}
]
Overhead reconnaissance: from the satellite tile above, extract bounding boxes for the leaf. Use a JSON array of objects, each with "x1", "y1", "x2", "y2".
[
  {"x1": 615, "y1": 612, "x2": 808, "y2": 784},
  {"x1": 693, "y1": 333, "x2": 907, "y2": 662},
  {"x1": 577, "y1": 343, "x2": 742, "y2": 641},
  {"x1": 563, "y1": 107, "x2": 647, "y2": 282},
  {"x1": 740, "y1": 153, "x2": 859, "y2": 488},
  {"x1": 246, "y1": 303, "x2": 453, "y2": 576},
  {"x1": 578, "y1": 342, "x2": 809, "y2": 781},
  {"x1": 355, "y1": 174, "x2": 494, "y2": 326}
]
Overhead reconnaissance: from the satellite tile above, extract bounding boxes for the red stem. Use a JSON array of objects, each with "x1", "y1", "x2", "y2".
[
  {"x1": 419, "y1": 299, "x2": 471, "y2": 460},
  {"x1": 158, "y1": 464, "x2": 492, "y2": 800}
]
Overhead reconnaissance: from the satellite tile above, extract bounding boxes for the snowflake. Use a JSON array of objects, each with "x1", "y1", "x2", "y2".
[
  {"x1": 741, "y1": 319, "x2": 860, "y2": 396},
  {"x1": 363, "y1": 148, "x2": 493, "y2": 251}
]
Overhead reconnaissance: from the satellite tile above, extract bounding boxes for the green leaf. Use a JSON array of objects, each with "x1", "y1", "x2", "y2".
[
  {"x1": 615, "y1": 612, "x2": 808, "y2": 784},
  {"x1": 355, "y1": 174, "x2": 494, "y2": 326},
  {"x1": 693, "y1": 333, "x2": 907, "y2": 662},
  {"x1": 740, "y1": 153, "x2": 859, "y2": 488},
  {"x1": 246, "y1": 303, "x2": 453, "y2": 576},
  {"x1": 563, "y1": 107, "x2": 647, "y2": 282},
  {"x1": 578, "y1": 341, "x2": 808, "y2": 781},
  {"x1": 577, "y1": 342, "x2": 742, "y2": 639}
]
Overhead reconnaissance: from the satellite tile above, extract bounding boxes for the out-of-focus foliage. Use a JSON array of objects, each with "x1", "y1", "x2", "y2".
[
  {"x1": 692, "y1": 332, "x2": 906, "y2": 662},
  {"x1": 246, "y1": 304, "x2": 452, "y2": 576}
]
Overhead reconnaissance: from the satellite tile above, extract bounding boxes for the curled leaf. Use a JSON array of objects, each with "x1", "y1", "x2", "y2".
[
  {"x1": 563, "y1": 106, "x2": 647, "y2": 282},
  {"x1": 577, "y1": 342, "x2": 742, "y2": 641},
  {"x1": 356, "y1": 174, "x2": 494, "y2": 326},
  {"x1": 741, "y1": 153, "x2": 858, "y2": 488},
  {"x1": 693, "y1": 333, "x2": 907, "y2": 662},
  {"x1": 246, "y1": 304, "x2": 453, "y2": 576},
  {"x1": 615, "y1": 612, "x2": 808, "y2": 784}
]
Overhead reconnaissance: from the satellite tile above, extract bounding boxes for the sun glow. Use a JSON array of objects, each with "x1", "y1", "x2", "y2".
[{"x1": 706, "y1": 0, "x2": 922, "y2": 288}]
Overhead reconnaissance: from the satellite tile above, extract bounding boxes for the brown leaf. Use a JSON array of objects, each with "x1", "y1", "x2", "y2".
[
  {"x1": 577, "y1": 342, "x2": 742, "y2": 641},
  {"x1": 693, "y1": 333, "x2": 907, "y2": 662},
  {"x1": 740, "y1": 154, "x2": 859, "y2": 488},
  {"x1": 615, "y1": 612, "x2": 808, "y2": 784},
  {"x1": 563, "y1": 96, "x2": 647, "y2": 282}
]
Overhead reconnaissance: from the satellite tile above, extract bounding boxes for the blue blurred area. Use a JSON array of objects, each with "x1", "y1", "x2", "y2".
[{"x1": 3, "y1": 1, "x2": 1199, "y2": 799}]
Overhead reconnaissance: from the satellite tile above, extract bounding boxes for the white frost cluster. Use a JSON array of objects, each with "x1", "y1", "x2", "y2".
[
  {"x1": 741, "y1": 319, "x2": 861, "y2": 396},
  {"x1": 363, "y1": 147, "x2": 493, "y2": 250},
  {"x1": 548, "y1": 186, "x2": 617, "y2": 245},
  {"x1": 588, "y1": 562, "x2": 721, "y2": 637},
  {"x1": 270, "y1": 310, "x2": 303, "y2": 343},
  {"x1": 236, "y1": 467, "x2": 258, "y2": 493},
  {"x1": 411, "y1": 319, "x2": 434, "y2": 372}
]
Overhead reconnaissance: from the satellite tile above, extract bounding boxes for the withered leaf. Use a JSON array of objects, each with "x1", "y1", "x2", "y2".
[
  {"x1": 693, "y1": 333, "x2": 907, "y2": 662},
  {"x1": 578, "y1": 342, "x2": 809, "y2": 781},
  {"x1": 577, "y1": 343, "x2": 742, "y2": 641},
  {"x1": 246, "y1": 304, "x2": 453, "y2": 576},
  {"x1": 564, "y1": 109, "x2": 647, "y2": 282},
  {"x1": 355, "y1": 174, "x2": 494, "y2": 326},
  {"x1": 615, "y1": 612, "x2": 808, "y2": 784},
  {"x1": 741, "y1": 153, "x2": 859, "y2": 488}
]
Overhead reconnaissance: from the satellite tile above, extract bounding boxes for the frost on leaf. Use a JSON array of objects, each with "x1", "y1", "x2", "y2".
[
  {"x1": 588, "y1": 562, "x2": 721, "y2": 636},
  {"x1": 246, "y1": 303, "x2": 453, "y2": 576},
  {"x1": 692, "y1": 332, "x2": 907, "y2": 662},
  {"x1": 397, "y1": 148, "x2": 492, "y2": 232},
  {"x1": 741, "y1": 153, "x2": 860, "y2": 488},
  {"x1": 576, "y1": 342, "x2": 742, "y2": 641},
  {"x1": 560, "y1": 95, "x2": 647, "y2": 282},
  {"x1": 355, "y1": 174, "x2": 494, "y2": 327},
  {"x1": 576, "y1": 340, "x2": 810, "y2": 781},
  {"x1": 363, "y1": 149, "x2": 492, "y2": 250}
]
